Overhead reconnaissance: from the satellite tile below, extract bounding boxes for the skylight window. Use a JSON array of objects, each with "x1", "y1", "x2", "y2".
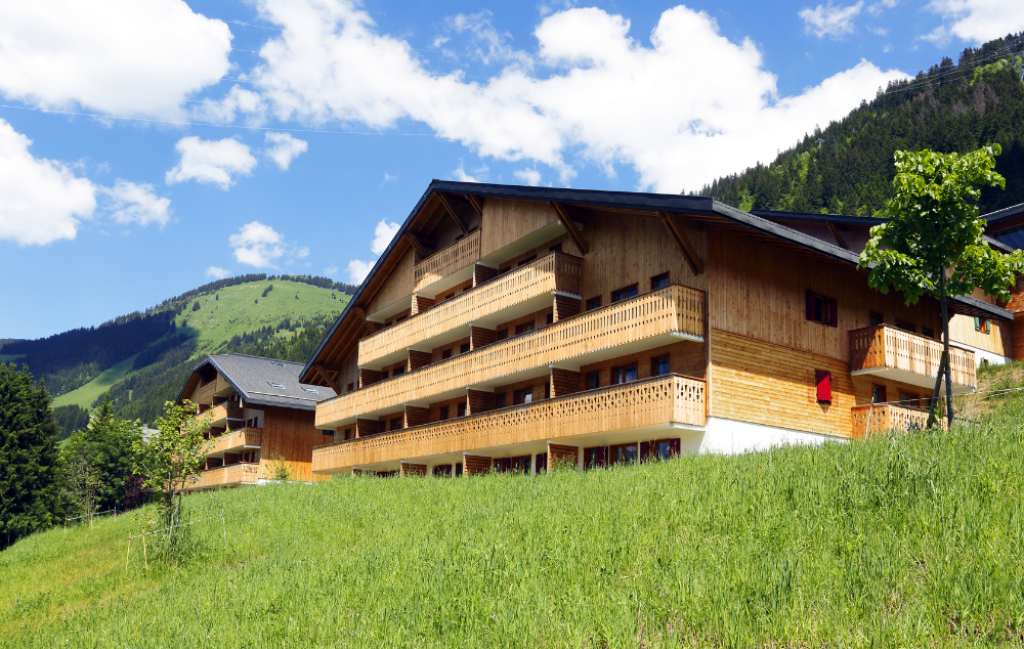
[
  {"x1": 267, "y1": 382, "x2": 286, "y2": 389},
  {"x1": 301, "y1": 387, "x2": 319, "y2": 394},
  {"x1": 271, "y1": 361, "x2": 285, "y2": 367}
]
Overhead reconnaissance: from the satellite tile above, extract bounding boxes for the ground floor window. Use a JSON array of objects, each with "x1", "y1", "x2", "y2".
[
  {"x1": 584, "y1": 446, "x2": 607, "y2": 469},
  {"x1": 432, "y1": 464, "x2": 452, "y2": 477},
  {"x1": 609, "y1": 442, "x2": 638, "y2": 465},
  {"x1": 535, "y1": 452, "x2": 547, "y2": 474}
]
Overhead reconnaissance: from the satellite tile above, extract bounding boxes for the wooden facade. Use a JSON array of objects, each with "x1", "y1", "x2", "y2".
[{"x1": 301, "y1": 183, "x2": 1013, "y2": 477}]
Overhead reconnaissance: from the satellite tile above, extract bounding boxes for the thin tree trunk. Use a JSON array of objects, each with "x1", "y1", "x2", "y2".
[{"x1": 940, "y1": 272, "x2": 954, "y2": 426}]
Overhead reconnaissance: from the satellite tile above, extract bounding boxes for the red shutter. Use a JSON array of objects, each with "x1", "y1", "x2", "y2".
[
  {"x1": 805, "y1": 289, "x2": 815, "y2": 320},
  {"x1": 639, "y1": 441, "x2": 650, "y2": 463},
  {"x1": 815, "y1": 370, "x2": 832, "y2": 403},
  {"x1": 828, "y1": 297, "x2": 838, "y2": 327}
]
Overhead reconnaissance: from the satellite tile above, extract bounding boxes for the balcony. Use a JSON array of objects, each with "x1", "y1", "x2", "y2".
[
  {"x1": 196, "y1": 402, "x2": 228, "y2": 426},
  {"x1": 849, "y1": 325, "x2": 976, "y2": 392},
  {"x1": 317, "y1": 284, "x2": 706, "y2": 429},
  {"x1": 206, "y1": 427, "x2": 263, "y2": 457},
  {"x1": 185, "y1": 463, "x2": 260, "y2": 490},
  {"x1": 194, "y1": 381, "x2": 218, "y2": 405},
  {"x1": 851, "y1": 403, "x2": 943, "y2": 439},
  {"x1": 414, "y1": 229, "x2": 481, "y2": 294},
  {"x1": 360, "y1": 252, "x2": 584, "y2": 369},
  {"x1": 313, "y1": 375, "x2": 705, "y2": 474}
]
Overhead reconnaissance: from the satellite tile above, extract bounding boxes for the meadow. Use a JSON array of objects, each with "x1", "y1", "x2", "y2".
[{"x1": 2, "y1": 397, "x2": 1022, "y2": 648}]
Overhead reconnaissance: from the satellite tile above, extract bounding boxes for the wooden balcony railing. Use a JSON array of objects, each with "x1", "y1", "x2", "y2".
[
  {"x1": 207, "y1": 427, "x2": 263, "y2": 456},
  {"x1": 317, "y1": 285, "x2": 706, "y2": 428},
  {"x1": 185, "y1": 463, "x2": 260, "y2": 490},
  {"x1": 196, "y1": 402, "x2": 229, "y2": 425},
  {"x1": 851, "y1": 403, "x2": 943, "y2": 439},
  {"x1": 194, "y1": 381, "x2": 218, "y2": 405},
  {"x1": 414, "y1": 229, "x2": 481, "y2": 294},
  {"x1": 849, "y1": 325, "x2": 976, "y2": 388},
  {"x1": 360, "y1": 252, "x2": 584, "y2": 367},
  {"x1": 313, "y1": 375, "x2": 705, "y2": 473}
]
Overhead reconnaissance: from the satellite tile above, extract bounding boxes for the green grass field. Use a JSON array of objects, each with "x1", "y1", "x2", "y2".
[
  {"x1": 51, "y1": 355, "x2": 138, "y2": 409},
  {"x1": 2, "y1": 395, "x2": 1023, "y2": 648}
]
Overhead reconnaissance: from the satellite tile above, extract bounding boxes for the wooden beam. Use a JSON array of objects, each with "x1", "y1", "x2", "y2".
[
  {"x1": 436, "y1": 193, "x2": 468, "y2": 234},
  {"x1": 404, "y1": 232, "x2": 435, "y2": 258},
  {"x1": 464, "y1": 194, "x2": 483, "y2": 217},
  {"x1": 659, "y1": 211, "x2": 704, "y2": 275},
  {"x1": 550, "y1": 202, "x2": 588, "y2": 255},
  {"x1": 826, "y1": 222, "x2": 848, "y2": 250}
]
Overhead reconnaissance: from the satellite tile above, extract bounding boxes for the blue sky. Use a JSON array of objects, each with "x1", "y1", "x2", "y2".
[{"x1": 1, "y1": 0, "x2": 1021, "y2": 339}]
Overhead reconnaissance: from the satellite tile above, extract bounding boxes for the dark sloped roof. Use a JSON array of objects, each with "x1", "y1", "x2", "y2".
[
  {"x1": 750, "y1": 209, "x2": 888, "y2": 225},
  {"x1": 982, "y1": 202, "x2": 1024, "y2": 226},
  {"x1": 180, "y1": 354, "x2": 337, "y2": 411},
  {"x1": 300, "y1": 181, "x2": 1012, "y2": 382}
]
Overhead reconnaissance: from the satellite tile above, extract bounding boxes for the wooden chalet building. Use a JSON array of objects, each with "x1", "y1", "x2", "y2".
[
  {"x1": 177, "y1": 354, "x2": 337, "y2": 489},
  {"x1": 298, "y1": 181, "x2": 1012, "y2": 477}
]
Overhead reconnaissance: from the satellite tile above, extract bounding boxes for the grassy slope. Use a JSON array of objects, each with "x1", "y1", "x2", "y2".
[
  {"x1": 2, "y1": 402, "x2": 1023, "y2": 647},
  {"x1": 49, "y1": 280, "x2": 347, "y2": 410}
]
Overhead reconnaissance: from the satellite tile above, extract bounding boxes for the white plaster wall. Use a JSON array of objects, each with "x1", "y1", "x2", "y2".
[
  {"x1": 693, "y1": 417, "x2": 846, "y2": 455},
  {"x1": 953, "y1": 342, "x2": 1013, "y2": 368}
]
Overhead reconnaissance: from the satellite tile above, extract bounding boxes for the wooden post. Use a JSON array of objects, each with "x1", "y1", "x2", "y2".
[
  {"x1": 142, "y1": 533, "x2": 147, "y2": 568},
  {"x1": 125, "y1": 537, "x2": 131, "y2": 571},
  {"x1": 221, "y1": 508, "x2": 226, "y2": 544}
]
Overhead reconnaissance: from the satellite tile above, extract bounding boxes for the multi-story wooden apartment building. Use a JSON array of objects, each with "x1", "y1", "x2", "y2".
[
  {"x1": 298, "y1": 182, "x2": 1011, "y2": 477},
  {"x1": 177, "y1": 354, "x2": 337, "y2": 489}
]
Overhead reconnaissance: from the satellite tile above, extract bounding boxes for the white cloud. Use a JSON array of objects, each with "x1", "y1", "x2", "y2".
[
  {"x1": 0, "y1": 0, "x2": 231, "y2": 118},
  {"x1": 514, "y1": 168, "x2": 542, "y2": 185},
  {"x1": 371, "y1": 219, "x2": 401, "y2": 255},
  {"x1": 0, "y1": 118, "x2": 95, "y2": 245},
  {"x1": 442, "y1": 12, "x2": 533, "y2": 67},
  {"x1": 868, "y1": 26, "x2": 889, "y2": 36},
  {"x1": 867, "y1": 0, "x2": 898, "y2": 15},
  {"x1": 166, "y1": 137, "x2": 257, "y2": 190},
  {"x1": 800, "y1": 2, "x2": 865, "y2": 39},
  {"x1": 926, "y1": 0, "x2": 1024, "y2": 44},
  {"x1": 206, "y1": 266, "x2": 231, "y2": 279},
  {"x1": 231, "y1": 2, "x2": 903, "y2": 192},
  {"x1": 264, "y1": 132, "x2": 308, "y2": 170},
  {"x1": 347, "y1": 259, "x2": 374, "y2": 283},
  {"x1": 452, "y1": 161, "x2": 480, "y2": 182},
  {"x1": 295, "y1": 246, "x2": 310, "y2": 258},
  {"x1": 101, "y1": 180, "x2": 171, "y2": 227},
  {"x1": 229, "y1": 221, "x2": 285, "y2": 268},
  {"x1": 324, "y1": 265, "x2": 339, "y2": 275}
]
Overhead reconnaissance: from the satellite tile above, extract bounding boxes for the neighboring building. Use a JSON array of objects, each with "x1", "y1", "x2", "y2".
[
  {"x1": 298, "y1": 181, "x2": 1009, "y2": 477},
  {"x1": 177, "y1": 354, "x2": 337, "y2": 490}
]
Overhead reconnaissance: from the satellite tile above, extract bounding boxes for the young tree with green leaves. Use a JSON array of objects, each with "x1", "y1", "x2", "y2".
[
  {"x1": 132, "y1": 400, "x2": 211, "y2": 543},
  {"x1": 0, "y1": 364, "x2": 63, "y2": 549},
  {"x1": 859, "y1": 144, "x2": 1024, "y2": 425}
]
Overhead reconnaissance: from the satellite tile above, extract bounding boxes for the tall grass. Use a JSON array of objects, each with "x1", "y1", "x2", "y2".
[{"x1": 2, "y1": 400, "x2": 1024, "y2": 647}]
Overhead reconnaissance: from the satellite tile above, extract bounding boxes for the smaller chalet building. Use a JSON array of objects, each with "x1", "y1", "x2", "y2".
[{"x1": 177, "y1": 354, "x2": 337, "y2": 490}]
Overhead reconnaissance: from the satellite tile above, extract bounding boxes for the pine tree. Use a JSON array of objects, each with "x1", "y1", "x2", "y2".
[{"x1": 0, "y1": 364, "x2": 63, "y2": 549}]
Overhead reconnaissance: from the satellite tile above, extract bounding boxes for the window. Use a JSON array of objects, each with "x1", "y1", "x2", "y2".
[
  {"x1": 347, "y1": 383, "x2": 354, "y2": 393},
  {"x1": 442, "y1": 349, "x2": 453, "y2": 360},
  {"x1": 390, "y1": 417, "x2": 403, "y2": 432},
  {"x1": 584, "y1": 446, "x2": 607, "y2": 469},
  {"x1": 975, "y1": 317, "x2": 991, "y2": 334},
  {"x1": 344, "y1": 428, "x2": 354, "y2": 440},
  {"x1": 432, "y1": 465, "x2": 452, "y2": 477},
  {"x1": 544, "y1": 383, "x2": 550, "y2": 399},
  {"x1": 586, "y1": 296, "x2": 602, "y2": 311},
  {"x1": 611, "y1": 284, "x2": 638, "y2": 303},
  {"x1": 546, "y1": 312, "x2": 554, "y2": 325},
  {"x1": 805, "y1": 290, "x2": 837, "y2": 327},
  {"x1": 652, "y1": 439, "x2": 680, "y2": 460},
  {"x1": 392, "y1": 366, "x2": 405, "y2": 376},
  {"x1": 815, "y1": 370, "x2": 832, "y2": 404},
  {"x1": 515, "y1": 322, "x2": 535, "y2": 335},
  {"x1": 444, "y1": 292, "x2": 455, "y2": 301},
  {"x1": 517, "y1": 255, "x2": 537, "y2": 267},
  {"x1": 535, "y1": 453, "x2": 548, "y2": 473},
  {"x1": 267, "y1": 382, "x2": 286, "y2": 389},
  {"x1": 511, "y1": 456, "x2": 531, "y2": 473},
  {"x1": 460, "y1": 343, "x2": 471, "y2": 354},
  {"x1": 869, "y1": 311, "x2": 883, "y2": 326},
  {"x1": 652, "y1": 356, "x2": 670, "y2": 376},
  {"x1": 651, "y1": 273, "x2": 670, "y2": 290},
  {"x1": 872, "y1": 385, "x2": 887, "y2": 404},
  {"x1": 497, "y1": 330, "x2": 508, "y2": 341},
  {"x1": 610, "y1": 443, "x2": 638, "y2": 466},
  {"x1": 457, "y1": 402, "x2": 467, "y2": 417},
  {"x1": 612, "y1": 364, "x2": 638, "y2": 385},
  {"x1": 900, "y1": 391, "x2": 920, "y2": 408},
  {"x1": 381, "y1": 370, "x2": 389, "y2": 379},
  {"x1": 495, "y1": 393, "x2": 507, "y2": 408},
  {"x1": 439, "y1": 406, "x2": 449, "y2": 421},
  {"x1": 549, "y1": 243, "x2": 562, "y2": 253},
  {"x1": 301, "y1": 386, "x2": 319, "y2": 394},
  {"x1": 455, "y1": 462, "x2": 464, "y2": 476},
  {"x1": 896, "y1": 319, "x2": 916, "y2": 333},
  {"x1": 923, "y1": 326, "x2": 935, "y2": 339},
  {"x1": 587, "y1": 372, "x2": 600, "y2": 390},
  {"x1": 514, "y1": 389, "x2": 533, "y2": 405}
]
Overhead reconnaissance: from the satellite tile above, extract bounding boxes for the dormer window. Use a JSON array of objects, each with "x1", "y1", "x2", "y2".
[
  {"x1": 301, "y1": 387, "x2": 319, "y2": 394},
  {"x1": 268, "y1": 382, "x2": 286, "y2": 389}
]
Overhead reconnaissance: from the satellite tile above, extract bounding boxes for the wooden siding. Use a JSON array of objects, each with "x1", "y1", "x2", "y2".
[
  {"x1": 463, "y1": 455, "x2": 492, "y2": 476},
  {"x1": 409, "y1": 350, "x2": 432, "y2": 370},
  {"x1": 411, "y1": 295, "x2": 435, "y2": 315},
  {"x1": 259, "y1": 407, "x2": 331, "y2": 483},
  {"x1": 207, "y1": 427, "x2": 262, "y2": 456},
  {"x1": 547, "y1": 444, "x2": 579, "y2": 471},
  {"x1": 577, "y1": 340, "x2": 707, "y2": 390},
  {"x1": 474, "y1": 263, "x2": 499, "y2": 285},
  {"x1": 948, "y1": 313, "x2": 1012, "y2": 358},
  {"x1": 317, "y1": 285, "x2": 706, "y2": 428},
  {"x1": 405, "y1": 406, "x2": 430, "y2": 428},
  {"x1": 851, "y1": 404, "x2": 941, "y2": 439},
  {"x1": 849, "y1": 324, "x2": 976, "y2": 388},
  {"x1": 480, "y1": 199, "x2": 558, "y2": 258},
  {"x1": 414, "y1": 229, "x2": 481, "y2": 294},
  {"x1": 467, "y1": 389, "x2": 495, "y2": 414},
  {"x1": 312, "y1": 375, "x2": 705, "y2": 473},
  {"x1": 551, "y1": 368, "x2": 580, "y2": 397},
  {"x1": 708, "y1": 229, "x2": 941, "y2": 362},
  {"x1": 368, "y1": 247, "x2": 417, "y2": 315},
  {"x1": 185, "y1": 463, "x2": 259, "y2": 490},
  {"x1": 400, "y1": 463, "x2": 427, "y2": 477},
  {"x1": 554, "y1": 294, "x2": 582, "y2": 321},
  {"x1": 470, "y1": 326, "x2": 497, "y2": 349},
  {"x1": 359, "y1": 252, "x2": 583, "y2": 367}
]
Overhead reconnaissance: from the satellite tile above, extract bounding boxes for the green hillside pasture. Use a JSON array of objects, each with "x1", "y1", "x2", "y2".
[
  {"x1": 179, "y1": 280, "x2": 348, "y2": 348},
  {"x1": 3, "y1": 409, "x2": 1023, "y2": 647},
  {"x1": 51, "y1": 355, "x2": 137, "y2": 409}
]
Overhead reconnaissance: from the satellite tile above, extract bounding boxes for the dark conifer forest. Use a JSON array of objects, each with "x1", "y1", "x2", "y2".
[{"x1": 699, "y1": 33, "x2": 1024, "y2": 216}]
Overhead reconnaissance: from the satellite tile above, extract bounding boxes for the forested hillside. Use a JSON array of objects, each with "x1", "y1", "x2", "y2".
[
  {"x1": 700, "y1": 33, "x2": 1024, "y2": 215},
  {"x1": 2, "y1": 275, "x2": 353, "y2": 435}
]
